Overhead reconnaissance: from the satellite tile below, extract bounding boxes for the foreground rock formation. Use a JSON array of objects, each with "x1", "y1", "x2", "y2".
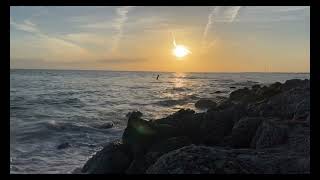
[{"x1": 80, "y1": 79, "x2": 310, "y2": 174}]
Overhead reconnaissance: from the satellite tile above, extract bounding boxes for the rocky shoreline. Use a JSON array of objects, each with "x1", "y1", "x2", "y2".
[{"x1": 78, "y1": 79, "x2": 310, "y2": 174}]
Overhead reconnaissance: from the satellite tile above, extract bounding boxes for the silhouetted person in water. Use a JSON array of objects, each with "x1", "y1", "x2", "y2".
[{"x1": 156, "y1": 74, "x2": 160, "y2": 80}]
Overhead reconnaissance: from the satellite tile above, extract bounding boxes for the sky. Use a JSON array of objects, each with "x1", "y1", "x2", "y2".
[{"x1": 10, "y1": 6, "x2": 310, "y2": 72}]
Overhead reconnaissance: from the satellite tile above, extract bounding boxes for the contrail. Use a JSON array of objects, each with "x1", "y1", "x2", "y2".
[
  {"x1": 111, "y1": 6, "x2": 134, "y2": 52},
  {"x1": 201, "y1": 6, "x2": 241, "y2": 52},
  {"x1": 227, "y1": 6, "x2": 241, "y2": 22},
  {"x1": 203, "y1": 6, "x2": 217, "y2": 40},
  {"x1": 172, "y1": 32, "x2": 177, "y2": 47}
]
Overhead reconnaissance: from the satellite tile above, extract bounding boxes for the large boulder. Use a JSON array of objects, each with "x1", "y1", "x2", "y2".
[
  {"x1": 293, "y1": 98, "x2": 310, "y2": 121},
  {"x1": 146, "y1": 145, "x2": 249, "y2": 174},
  {"x1": 81, "y1": 140, "x2": 132, "y2": 174},
  {"x1": 247, "y1": 82, "x2": 310, "y2": 120},
  {"x1": 251, "y1": 119, "x2": 288, "y2": 149},
  {"x1": 195, "y1": 99, "x2": 217, "y2": 109},
  {"x1": 286, "y1": 125, "x2": 310, "y2": 155},
  {"x1": 230, "y1": 117, "x2": 263, "y2": 148},
  {"x1": 122, "y1": 111, "x2": 156, "y2": 156},
  {"x1": 200, "y1": 108, "x2": 236, "y2": 145},
  {"x1": 126, "y1": 136, "x2": 192, "y2": 174},
  {"x1": 281, "y1": 79, "x2": 309, "y2": 91},
  {"x1": 152, "y1": 109, "x2": 204, "y2": 142}
]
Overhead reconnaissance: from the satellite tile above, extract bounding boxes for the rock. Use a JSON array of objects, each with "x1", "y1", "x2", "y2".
[
  {"x1": 195, "y1": 99, "x2": 217, "y2": 109},
  {"x1": 229, "y1": 87, "x2": 260, "y2": 104},
  {"x1": 287, "y1": 125, "x2": 310, "y2": 155},
  {"x1": 200, "y1": 107, "x2": 238, "y2": 145},
  {"x1": 122, "y1": 111, "x2": 156, "y2": 156},
  {"x1": 230, "y1": 117, "x2": 263, "y2": 148},
  {"x1": 126, "y1": 111, "x2": 143, "y2": 119},
  {"x1": 125, "y1": 152, "x2": 160, "y2": 174},
  {"x1": 155, "y1": 111, "x2": 204, "y2": 144},
  {"x1": 146, "y1": 145, "x2": 249, "y2": 174},
  {"x1": 281, "y1": 79, "x2": 309, "y2": 91},
  {"x1": 57, "y1": 142, "x2": 70, "y2": 150},
  {"x1": 94, "y1": 122, "x2": 114, "y2": 129},
  {"x1": 293, "y1": 98, "x2": 310, "y2": 121},
  {"x1": 214, "y1": 90, "x2": 222, "y2": 94},
  {"x1": 155, "y1": 109, "x2": 195, "y2": 127},
  {"x1": 148, "y1": 136, "x2": 192, "y2": 154},
  {"x1": 306, "y1": 113, "x2": 310, "y2": 125},
  {"x1": 251, "y1": 84, "x2": 261, "y2": 90},
  {"x1": 251, "y1": 119, "x2": 288, "y2": 149},
  {"x1": 230, "y1": 86, "x2": 236, "y2": 89},
  {"x1": 247, "y1": 83, "x2": 310, "y2": 120},
  {"x1": 126, "y1": 136, "x2": 192, "y2": 174},
  {"x1": 71, "y1": 167, "x2": 84, "y2": 174},
  {"x1": 81, "y1": 140, "x2": 132, "y2": 174},
  {"x1": 229, "y1": 87, "x2": 251, "y2": 101}
]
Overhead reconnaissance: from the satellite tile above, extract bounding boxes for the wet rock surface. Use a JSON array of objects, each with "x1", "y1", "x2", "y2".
[{"x1": 81, "y1": 79, "x2": 310, "y2": 174}]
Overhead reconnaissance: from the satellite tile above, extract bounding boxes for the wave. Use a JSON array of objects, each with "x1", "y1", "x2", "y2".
[
  {"x1": 155, "y1": 94, "x2": 198, "y2": 107},
  {"x1": 27, "y1": 97, "x2": 86, "y2": 108},
  {"x1": 230, "y1": 80, "x2": 260, "y2": 86}
]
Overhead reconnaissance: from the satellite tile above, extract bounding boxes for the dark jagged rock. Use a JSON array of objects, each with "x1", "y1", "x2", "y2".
[
  {"x1": 281, "y1": 79, "x2": 309, "y2": 91},
  {"x1": 146, "y1": 145, "x2": 235, "y2": 174},
  {"x1": 251, "y1": 84, "x2": 261, "y2": 90},
  {"x1": 57, "y1": 142, "x2": 70, "y2": 150},
  {"x1": 81, "y1": 140, "x2": 132, "y2": 174},
  {"x1": 200, "y1": 107, "x2": 237, "y2": 145},
  {"x1": 81, "y1": 79, "x2": 309, "y2": 174},
  {"x1": 230, "y1": 117, "x2": 263, "y2": 148},
  {"x1": 122, "y1": 111, "x2": 156, "y2": 156},
  {"x1": 195, "y1": 99, "x2": 217, "y2": 109},
  {"x1": 146, "y1": 145, "x2": 309, "y2": 174},
  {"x1": 293, "y1": 98, "x2": 310, "y2": 121},
  {"x1": 126, "y1": 136, "x2": 192, "y2": 174},
  {"x1": 251, "y1": 119, "x2": 288, "y2": 149}
]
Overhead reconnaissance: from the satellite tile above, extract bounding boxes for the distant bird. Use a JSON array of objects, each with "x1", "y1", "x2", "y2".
[{"x1": 156, "y1": 74, "x2": 160, "y2": 80}]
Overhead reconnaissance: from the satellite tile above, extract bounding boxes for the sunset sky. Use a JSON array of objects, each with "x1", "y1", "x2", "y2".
[{"x1": 10, "y1": 6, "x2": 310, "y2": 72}]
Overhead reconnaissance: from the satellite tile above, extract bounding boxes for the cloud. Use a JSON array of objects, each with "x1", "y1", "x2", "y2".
[
  {"x1": 201, "y1": 6, "x2": 241, "y2": 53},
  {"x1": 10, "y1": 18, "x2": 39, "y2": 33},
  {"x1": 10, "y1": 17, "x2": 96, "y2": 62},
  {"x1": 63, "y1": 33, "x2": 109, "y2": 47},
  {"x1": 225, "y1": 6, "x2": 242, "y2": 22},
  {"x1": 203, "y1": 6, "x2": 241, "y2": 39},
  {"x1": 111, "y1": 6, "x2": 135, "y2": 52}
]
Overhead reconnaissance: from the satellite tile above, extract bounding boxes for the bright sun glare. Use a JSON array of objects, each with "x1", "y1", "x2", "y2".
[{"x1": 173, "y1": 45, "x2": 191, "y2": 58}]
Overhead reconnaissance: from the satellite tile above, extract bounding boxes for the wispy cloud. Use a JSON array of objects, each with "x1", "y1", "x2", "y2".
[
  {"x1": 111, "y1": 6, "x2": 135, "y2": 52},
  {"x1": 10, "y1": 17, "x2": 95, "y2": 62},
  {"x1": 225, "y1": 6, "x2": 242, "y2": 22},
  {"x1": 202, "y1": 6, "x2": 241, "y2": 40},
  {"x1": 10, "y1": 17, "x2": 39, "y2": 33},
  {"x1": 201, "y1": 6, "x2": 241, "y2": 53}
]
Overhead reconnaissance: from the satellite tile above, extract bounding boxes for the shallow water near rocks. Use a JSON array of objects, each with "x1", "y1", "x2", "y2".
[{"x1": 10, "y1": 69, "x2": 309, "y2": 174}]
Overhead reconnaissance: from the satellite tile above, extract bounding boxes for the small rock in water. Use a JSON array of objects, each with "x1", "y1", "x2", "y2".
[
  {"x1": 230, "y1": 86, "x2": 236, "y2": 89},
  {"x1": 57, "y1": 142, "x2": 70, "y2": 150},
  {"x1": 214, "y1": 91, "x2": 222, "y2": 94},
  {"x1": 98, "y1": 122, "x2": 114, "y2": 129}
]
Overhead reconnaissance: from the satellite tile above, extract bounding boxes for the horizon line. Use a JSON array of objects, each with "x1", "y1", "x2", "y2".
[{"x1": 10, "y1": 68, "x2": 310, "y2": 74}]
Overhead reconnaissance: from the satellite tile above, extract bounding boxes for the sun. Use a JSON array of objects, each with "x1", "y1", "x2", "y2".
[{"x1": 173, "y1": 45, "x2": 191, "y2": 58}]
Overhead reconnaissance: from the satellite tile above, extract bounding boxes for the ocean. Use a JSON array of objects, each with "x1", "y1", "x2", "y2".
[{"x1": 10, "y1": 69, "x2": 310, "y2": 174}]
